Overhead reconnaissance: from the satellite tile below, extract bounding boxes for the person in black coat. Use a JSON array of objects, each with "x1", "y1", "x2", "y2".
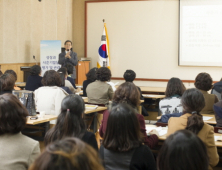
[
  {"x1": 123, "y1": 69, "x2": 148, "y2": 116},
  {"x1": 25, "y1": 65, "x2": 43, "y2": 91},
  {"x1": 82, "y1": 67, "x2": 98, "y2": 97},
  {"x1": 64, "y1": 63, "x2": 77, "y2": 89},
  {"x1": 58, "y1": 40, "x2": 78, "y2": 80}
]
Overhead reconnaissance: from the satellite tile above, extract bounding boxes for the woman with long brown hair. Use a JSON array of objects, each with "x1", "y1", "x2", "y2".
[
  {"x1": 99, "y1": 82, "x2": 159, "y2": 149},
  {"x1": 30, "y1": 138, "x2": 103, "y2": 170},
  {"x1": 100, "y1": 104, "x2": 156, "y2": 170},
  {"x1": 44, "y1": 94, "x2": 98, "y2": 150},
  {"x1": 167, "y1": 88, "x2": 218, "y2": 170}
]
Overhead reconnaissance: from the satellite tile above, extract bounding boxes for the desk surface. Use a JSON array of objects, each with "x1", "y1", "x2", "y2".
[
  {"x1": 143, "y1": 94, "x2": 165, "y2": 99},
  {"x1": 146, "y1": 125, "x2": 222, "y2": 147},
  {"x1": 157, "y1": 114, "x2": 216, "y2": 125},
  {"x1": 83, "y1": 97, "x2": 144, "y2": 103},
  {"x1": 26, "y1": 115, "x2": 57, "y2": 125},
  {"x1": 85, "y1": 106, "x2": 107, "y2": 114}
]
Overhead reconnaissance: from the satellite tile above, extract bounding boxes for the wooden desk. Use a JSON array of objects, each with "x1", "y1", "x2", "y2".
[
  {"x1": 15, "y1": 82, "x2": 26, "y2": 88},
  {"x1": 85, "y1": 107, "x2": 107, "y2": 114},
  {"x1": 156, "y1": 114, "x2": 216, "y2": 125},
  {"x1": 26, "y1": 115, "x2": 57, "y2": 125},
  {"x1": 143, "y1": 94, "x2": 165, "y2": 99},
  {"x1": 146, "y1": 125, "x2": 222, "y2": 147}
]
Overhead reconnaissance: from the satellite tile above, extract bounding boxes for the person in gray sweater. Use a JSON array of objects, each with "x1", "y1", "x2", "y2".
[{"x1": 0, "y1": 94, "x2": 40, "y2": 170}]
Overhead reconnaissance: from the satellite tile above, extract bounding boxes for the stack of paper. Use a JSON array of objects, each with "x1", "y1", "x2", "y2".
[{"x1": 146, "y1": 126, "x2": 168, "y2": 136}]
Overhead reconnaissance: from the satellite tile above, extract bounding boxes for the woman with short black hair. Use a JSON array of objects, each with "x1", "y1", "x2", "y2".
[
  {"x1": 30, "y1": 138, "x2": 103, "y2": 170},
  {"x1": 195, "y1": 72, "x2": 218, "y2": 114},
  {"x1": 158, "y1": 130, "x2": 209, "y2": 170},
  {"x1": 0, "y1": 94, "x2": 40, "y2": 170},
  {"x1": 82, "y1": 67, "x2": 98, "y2": 96},
  {"x1": 34, "y1": 70, "x2": 68, "y2": 122},
  {"x1": 25, "y1": 65, "x2": 43, "y2": 91},
  {"x1": 44, "y1": 94, "x2": 98, "y2": 150},
  {"x1": 0, "y1": 73, "x2": 16, "y2": 94},
  {"x1": 57, "y1": 71, "x2": 72, "y2": 94},
  {"x1": 100, "y1": 103, "x2": 156, "y2": 170},
  {"x1": 159, "y1": 77, "x2": 185, "y2": 115},
  {"x1": 86, "y1": 67, "x2": 113, "y2": 105},
  {"x1": 167, "y1": 88, "x2": 219, "y2": 170}
]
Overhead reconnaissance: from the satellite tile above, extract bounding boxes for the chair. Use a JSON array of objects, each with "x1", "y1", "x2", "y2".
[{"x1": 214, "y1": 126, "x2": 222, "y2": 134}]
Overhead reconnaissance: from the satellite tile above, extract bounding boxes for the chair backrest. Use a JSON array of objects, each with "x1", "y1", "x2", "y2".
[
  {"x1": 212, "y1": 89, "x2": 222, "y2": 101},
  {"x1": 214, "y1": 126, "x2": 222, "y2": 134},
  {"x1": 156, "y1": 122, "x2": 168, "y2": 127}
]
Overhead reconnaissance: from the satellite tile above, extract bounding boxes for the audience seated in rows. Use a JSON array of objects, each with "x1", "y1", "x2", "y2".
[
  {"x1": 30, "y1": 138, "x2": 103, "y2": 170},
  {"x1": 167, "y1": 88, "x2": 219, "y2": 170},
  {"x1": 57, "y1": 67, "x2": 75, "y2": 93},
  {"x1": 159, "y1": 77, "x2": 185, "y2": 115},
  {"x1": 86, "y1": 67, "x2": 113, "y2": 105},
  {"x1": 195, "y1": 72, "x2": 218, "y2": 115},
  {"x1": 4, "y1": 69, "x2": 21, "y2": 90},
  {"x1": 64, "y1": 63, "x2": 77, "y2": 89},
  {"x1": 0, "y1": 73, "x2": 16, "y2": 95},
  {"x1": 0, "y1": 94, "x2": 40, "y2": 170},
  {"x1": 25, "y1": 65, "x2": 43, "y2": 91},
  {"x1": 100, "y1": 103, "x2": 156, "y2": 170},
  {"x1": 123, "y1": 69, "x2": 148, "y2": 116},
  {"x1": 34, "y1": 70, "x2": 68, "y2": 122},
  {"x1": 83, "y1": 67, "x2": 98, "y2": 97},
  {"x1": 44, "y1": 95, "x2": 98, "y2": 150},
  {"x1": 158, "y1": 130, "x2": 209, "y2": 170},
  {"x1": 57, "y1": 71, "x2": 73, "y2": 94},
  {"x1": 99, "y1": 82, "x2": 159, "y2": 149}
]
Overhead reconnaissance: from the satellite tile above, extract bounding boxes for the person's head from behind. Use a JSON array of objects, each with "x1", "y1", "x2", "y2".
[
  {"x1": 44, "y1": 95, "x2": 86, "y2": 146},
  {"x1": 182, "y1": 88, "x2": 205, "y2": 134},
  {"x1": 195, "y1": 72, "x2": 213, "y2": 91},
  {"x1": 64, "y1": 63, "x2": 73, "y2": 75},
  {"x1": 30, "y1": 138, "x2": 104, "y2": 170},
  {"x1": 157, "y1": 130, "x2": 209, "y2": 170},
  {"x1": 165, "y1": 77, "x2": 185, "y2": 97},
  {"x1": 113, "y1": 82, "x2": 140, "y2": 109},
  {"x1": 123, "y1": 70, "x2": 136, "y2": 82},
  {"x1": 41, "y1": 70, "x2": 61, "y2": 87},
  {"x1": 30, "y1": 65, "x2": 41, "y2": 76},
  {"x1": 0, "y1": 94, "x2": 28, "y2": 135},
  {"x1": 4, "y1": 70, "x2": 17, "y2": 81},
  {"x1": 103, "y1": 103, "x2": 142, "y2": 152},
  {"x1": 58, "y1": 67, "x2": 68, "y2": 78},
  {"x1": 0, "y1": 73, "x2": 16, "y2": 91},
  {"x1": 57, "y1": 72, "x2": 65, "y2": 87},
  {"x1": 96, "y1": 67, "x2": 111, "y2": 82},
  {"x1": 86, "y1": 67, "x2": 98, "y2": 82},
  {"x1": 64, "y1": 40, "x2": 72, "y2": 51}
]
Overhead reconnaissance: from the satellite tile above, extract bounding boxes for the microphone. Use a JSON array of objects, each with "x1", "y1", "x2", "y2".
[{"x1": 33, "y1": 55, "x2": 37, "y2": 65}]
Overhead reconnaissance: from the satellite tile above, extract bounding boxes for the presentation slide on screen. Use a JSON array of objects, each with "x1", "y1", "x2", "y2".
[{"x1": 179, "y1": 0, "x2": 222, "y2": 66}]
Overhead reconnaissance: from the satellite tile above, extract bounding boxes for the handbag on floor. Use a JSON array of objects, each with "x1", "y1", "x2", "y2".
[{"x1": 12, "y1": 90, "x2": 37, "y2": 116}]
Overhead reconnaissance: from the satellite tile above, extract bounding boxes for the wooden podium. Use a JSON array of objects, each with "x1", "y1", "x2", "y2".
[{"x1": 76, "y1": 61, "x2": 90, "y2": 85}]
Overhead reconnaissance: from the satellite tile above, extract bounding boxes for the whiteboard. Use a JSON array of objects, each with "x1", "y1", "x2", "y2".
[
  {"x1": 86, "y1": 1, "x2": 222, "y2": 81},
  {"x1": 179, "y1": 0, "x2": 222, "y2": 66}
]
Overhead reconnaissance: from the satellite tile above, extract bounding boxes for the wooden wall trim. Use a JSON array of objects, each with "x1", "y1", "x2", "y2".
[
  {"x1": 111, "y1": 77, "x2": 218, "y2": 84},
  {"x1": 0, "y1": 62, "x2": 40, "y2": 66}
]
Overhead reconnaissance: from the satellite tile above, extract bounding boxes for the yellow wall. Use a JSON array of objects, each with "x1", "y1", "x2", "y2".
[{"x1": 0, "y1": 0, "x2": 73, "y2": 63}]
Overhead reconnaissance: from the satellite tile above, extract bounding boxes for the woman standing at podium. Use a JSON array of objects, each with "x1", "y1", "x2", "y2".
[{"x1": 58, "y1": 40, "x2": 78, "y2": 83}]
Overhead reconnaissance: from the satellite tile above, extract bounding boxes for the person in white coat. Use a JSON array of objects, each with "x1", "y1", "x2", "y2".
[{"x1": 34, "y1": 70, "x2": 68, "y2": 124}]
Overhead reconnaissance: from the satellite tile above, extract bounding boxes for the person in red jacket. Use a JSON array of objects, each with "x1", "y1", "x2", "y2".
[{"x1": 99, "y1": 82, "x2": 159, "y2": 149}]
